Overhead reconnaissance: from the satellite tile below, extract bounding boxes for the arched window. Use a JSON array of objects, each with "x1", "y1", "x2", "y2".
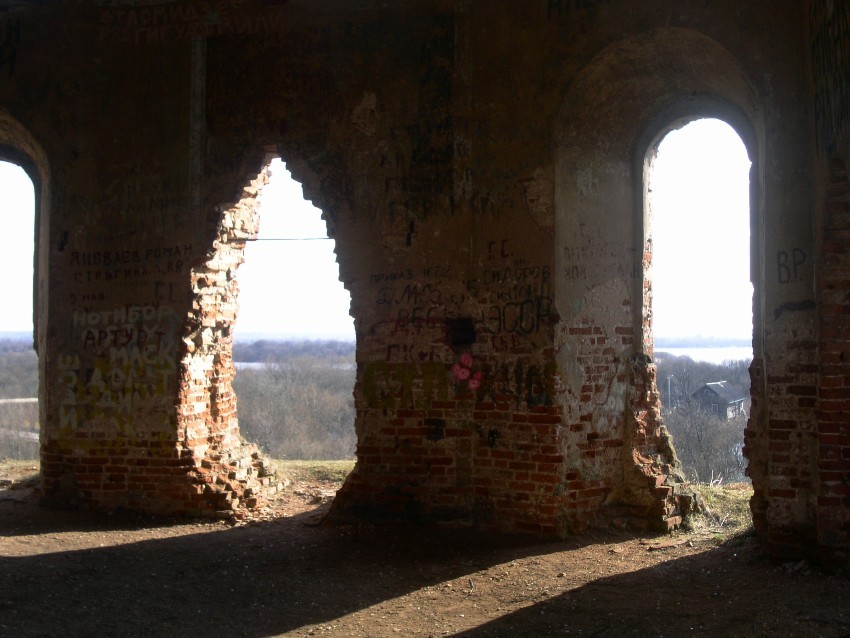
[
  {"x1": 0, "y1": 159, "x2": 38, "y2": 459},
  {"x1": 647, "y1": 118, "x2": 752, "y2": 485}
]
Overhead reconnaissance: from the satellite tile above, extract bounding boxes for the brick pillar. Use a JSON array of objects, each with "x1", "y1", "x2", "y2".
[{"x1": 176, "y1": 166, "x2": 277, "y2": 518}]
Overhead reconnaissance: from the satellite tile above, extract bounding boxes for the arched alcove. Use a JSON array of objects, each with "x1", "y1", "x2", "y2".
[{"x1": 554, "y1": 28, "x2": 764, "y2": 530}]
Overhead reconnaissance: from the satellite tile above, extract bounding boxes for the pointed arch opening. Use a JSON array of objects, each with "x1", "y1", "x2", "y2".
[{"x1": 231, "y1": 158, "x2": 357, "y2": 464}]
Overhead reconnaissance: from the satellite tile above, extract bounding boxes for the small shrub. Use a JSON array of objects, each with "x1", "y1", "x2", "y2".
[{"x1": 664, "y1": 400, "x2": 747, "y2": 483}]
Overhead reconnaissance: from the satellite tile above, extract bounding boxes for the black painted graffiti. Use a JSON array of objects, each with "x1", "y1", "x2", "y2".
[
  {"x1": 69, "y1": 244, "x2": 193, "y2": 285},
  {"x1": 386, "y1": 343, "x2": 439, "y2": 363},
  {"x1": 485, "y1": 295, "x2": 554, "y2": 336},
  {"x1": 488, "y1": 239, "x2": 511, "y2": 260},
  {"x1": 562, "y1": 243, "x2": 639, "y2": 281},
  {"x1": 361, "y1": 358, "x2": 559, "y2": 409},
  {"x1": 0, "y1": 18, "x2": 20, "y2": 76},
  {"x1": 98, "y1": 2, "x2": 290, "y2": 44},
  {"x1": 369, "y1": 269, "x2": 414, "y2": 285},
  {"x1": 777, "y1": 248, "x2": 807, "y2": 284}
]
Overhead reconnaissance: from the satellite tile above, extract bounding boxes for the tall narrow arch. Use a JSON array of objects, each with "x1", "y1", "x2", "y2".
[
  {"x1": 641, "y1": 116, "x2": 755, "y2": 485},
  {"x1": 0, "y1": 108, "x2": 50, "y2": 461},
  {"x1": 636, "y1": 99, "x2": 762, "y2": 368},
  {"x1": 554, "y1": 28, "x2": 765, "y2": 530},
  {"x1": 0, "y1": 110, "x2": 50, "y2": 345}
]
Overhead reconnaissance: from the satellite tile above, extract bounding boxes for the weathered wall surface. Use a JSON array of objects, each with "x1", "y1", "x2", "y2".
[
  {"x1": 0, "y1": 0, "x2": 845, "y2": 565},
  {"x1": 810, "y1": 0, "x2": 850, "y2": 566}
]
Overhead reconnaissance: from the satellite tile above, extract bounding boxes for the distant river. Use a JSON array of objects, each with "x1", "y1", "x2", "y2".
[
  {"x1": 234, "y1": 361, "x2": 355, "y2": 371},
  {"x1": 656, "y1": 346, "x2": 753, "y2": 364},
  {"x1": 234, "y1": 362, "x2": 270, "y2": 370},
  {"x1": 237, "y1": 351, "x2": 752, "y2": 367}
]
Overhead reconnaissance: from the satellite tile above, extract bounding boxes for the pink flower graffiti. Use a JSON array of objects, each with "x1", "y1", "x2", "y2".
[{"x1": 453, "y1": 353, "x2": 483, "y2": 392}]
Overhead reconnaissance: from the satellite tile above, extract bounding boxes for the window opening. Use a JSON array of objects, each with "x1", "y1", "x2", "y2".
[
  {"x1": 648, "y1": 118, "x2": 752, "y2": 487},
  {"x1": 232, "y1": 158, "x2": 356, "y2": 466},
  {"x1": 0, "y1": 160, "x2": 38, "y2": 460}
]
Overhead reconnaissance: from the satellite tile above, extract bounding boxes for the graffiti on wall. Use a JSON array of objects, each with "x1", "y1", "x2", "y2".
[
  {"x1": 811, "y1": 0, "x2": 850, "y2": 152},
  {"x1": 469, "y1": 260, "x2": 554, "y2": 337},
  {"x1": 66, "y1": 243, "x2": 193, "y2": 307},
  {"x1": 777, "y1": 248, "x2": 808, "y2": 284},
  {"x1": 562, "y1": 242, "x2": 640, "y2": 284},
  {"x1": 361, "y1": 356, "x2": 558, "y2": 410},
  {"x1": 98, "y1": 1, "x2": 290, "y2": 44},
  {"x1": 58, "y1": 305, "x2": 180, "y2": 431},
  {"x1": 371, "y1": 240, "x2": 553, "y2": 341},
  {"x1": 56, "y1": 164, "x2": 179, "y2": 229}
]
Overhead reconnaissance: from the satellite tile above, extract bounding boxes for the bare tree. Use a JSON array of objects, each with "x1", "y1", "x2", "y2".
[
  {"x1": 233, "y1": 355, "x2": 356, "y2": 460},
  {"x1": 664, "y1": 399, "x2": 747, "y2": 483}
]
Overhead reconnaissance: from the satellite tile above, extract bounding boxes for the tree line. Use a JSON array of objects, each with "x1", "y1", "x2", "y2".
[
  {"x1": 0, "y1": 337, "x2": 751, "y2": 485},
  {"x1": 655, "y1": 353, "x2": 751, "y2": 484},
  {"x1": 233, "y1": 339, "x2": 355, "y2": 363}
]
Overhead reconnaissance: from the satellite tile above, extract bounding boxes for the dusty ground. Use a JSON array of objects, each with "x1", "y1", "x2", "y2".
[{"x1": 1, "y1": 462, "x2": 849, "y2": 638}]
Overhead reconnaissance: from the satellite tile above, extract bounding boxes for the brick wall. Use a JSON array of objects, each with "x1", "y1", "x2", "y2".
[
  {"x1": 42, "y1": 166, "x2": 278, "y2": 519},
  {"x1": 817, "y1": 157, "x2": 850, "y2": 563},
  {"x1": 330, "y1": 302, "x2": 695, "y2": 534},
  {"x1": 177, "y1": 165, "x2": 277, "y2": 517}
]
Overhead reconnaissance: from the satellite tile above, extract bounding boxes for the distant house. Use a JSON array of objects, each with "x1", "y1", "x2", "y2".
[{"x1": 691, "y1": 381, "x2": 748, "y2": 419}]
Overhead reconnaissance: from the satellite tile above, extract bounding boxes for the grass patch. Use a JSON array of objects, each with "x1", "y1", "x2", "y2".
[
  {"x1": 271, "y1": 459, "x2": 355, "y2": 485},
  {"x1": 0, "y1": 459, "x2": 39, "y2": 488},
  {"x1": 0, "y1": 459, "x2": 39, "y2": 471},
  {"x1": 688, "y1": 481, "x2": 753, "y2": 539}
]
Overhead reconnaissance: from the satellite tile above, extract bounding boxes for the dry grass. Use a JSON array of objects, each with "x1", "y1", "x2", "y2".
[
  {"x1": 687, "y1": 481, "x2": 754, "y2": 540},
  {"x1": 0, "y1": 459, "x2": 39, "y2": 489},
  {"x1": 270, "y1": 459, "x2": 355, "y2": 484}
]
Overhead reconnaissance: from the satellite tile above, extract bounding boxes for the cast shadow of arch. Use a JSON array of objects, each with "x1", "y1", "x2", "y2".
[
  {"x1": 0, "y1": 492, "x2": 591, "y2": 637},
  {"x1": 453, "y1": 539, "x2": 850, "y2": 638}
]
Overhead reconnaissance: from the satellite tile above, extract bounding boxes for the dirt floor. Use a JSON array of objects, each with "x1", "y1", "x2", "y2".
[{"x1": 1, "y1": 462, "x2": 849, "y2": 638}]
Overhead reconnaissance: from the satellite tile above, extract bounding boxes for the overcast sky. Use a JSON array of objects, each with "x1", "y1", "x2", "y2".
[
  {"x1": 649, "y1": 118, "x2": 752, "y2": 342},
  {"x1": 1, "y1": 118, "x2": 752, "y2": 344},
  {"x1": 0, "y1": 160, "x2": 35, "y2": 334},
  {"x1": 236, "y1": 159, "x2": 355, "y2": 339}
]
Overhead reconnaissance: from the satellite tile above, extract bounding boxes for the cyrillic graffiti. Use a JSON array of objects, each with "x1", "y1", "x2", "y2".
[
  {"x1": 58, "y1": 305, "x2": 180, "y2": 431},
  {"x1": 361, "y1": 358, "x2": 558, "y2": 409}
]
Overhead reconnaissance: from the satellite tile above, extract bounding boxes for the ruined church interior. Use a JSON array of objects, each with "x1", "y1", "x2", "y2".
[{"x1": 1, "y1": 1, "x2": 850, "y2": 629}]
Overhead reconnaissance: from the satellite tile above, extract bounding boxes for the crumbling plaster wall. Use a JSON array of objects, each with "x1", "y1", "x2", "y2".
[{"x1": 0, "y1": 0, "x2": 844, "y2": 564}]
